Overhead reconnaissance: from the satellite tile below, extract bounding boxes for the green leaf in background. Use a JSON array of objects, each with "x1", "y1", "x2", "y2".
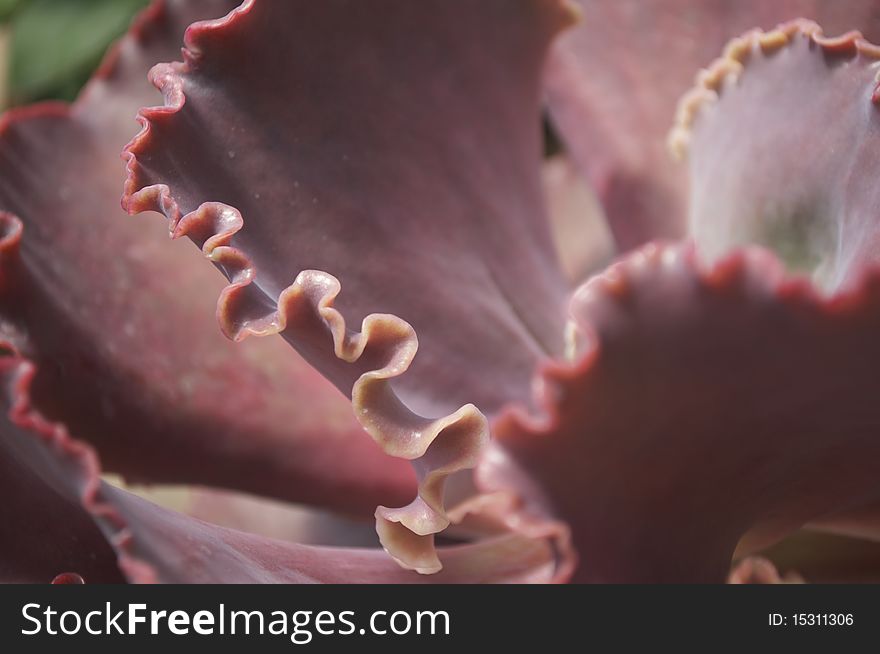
[
  {"x1": 9, "y1": 0, "x2": 149, "y2": 104},
  {"x1": 0, "y1": 0, "x2": 25, "y2": 22}
]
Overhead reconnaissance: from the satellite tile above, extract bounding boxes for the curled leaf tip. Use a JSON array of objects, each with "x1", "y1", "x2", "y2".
[{"x1": 125, "y1": 186, "x2": 492, "y2": 574}]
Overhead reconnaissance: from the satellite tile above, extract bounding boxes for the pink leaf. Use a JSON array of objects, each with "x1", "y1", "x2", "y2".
[
  {"x1": 678, "y1": 21, "x2": 880, "y2": 292},
  {"x1": 546, "y1": 0, "x2": 880, "y2": 250}
]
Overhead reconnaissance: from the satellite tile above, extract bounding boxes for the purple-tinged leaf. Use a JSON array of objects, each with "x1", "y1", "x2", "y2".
[
  {"x1": 0, "y1": 0, "x2": 415, "y2": 518},
  {"x1": 0, "y1": 343, "x2": 124, "y2": 583},
  {"x1": 123, "y1": 0, "x2": 576, "y2": 573},
  {"x1": 489, "y1": 243, "x2": 880, "y2": 582},
  {"x1": 0, "y1": 327, "x2": 556, "y2": 583}
]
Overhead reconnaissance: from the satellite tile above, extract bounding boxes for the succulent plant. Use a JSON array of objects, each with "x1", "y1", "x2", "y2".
[{"x1": 4, "y1": 0, "x2": 880, "y2": 583}]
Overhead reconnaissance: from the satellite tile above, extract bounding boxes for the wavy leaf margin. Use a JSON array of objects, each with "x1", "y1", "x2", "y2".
[
  {"x1": 120, "y1": 0, "x2": 502, "y2": 575},
  {"x1": 667, "y1": 18, "x2": 880, "y2": 161},
  {"x1": 0, "y1": 211, "x2": 156, "y2": 583}
]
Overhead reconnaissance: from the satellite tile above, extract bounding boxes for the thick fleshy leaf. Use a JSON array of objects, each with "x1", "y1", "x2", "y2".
[
  {"x1": 678, "y1": 20, "x2": 880, "y2": 293},
  {"x1": 0, "y1": 0, "x2": 415, "y2": 517},
  {"x1": 0, "y1": 330, "x2": 123, "y2": 582},
  {"x1": 545, "y1": 0, "x2": 880, "y2": 250},
  {"x1": 123, "y1": 0, "x2": 575, "y2": 573},
  {"x1": 672, "y1": 19, "x2": 880, "y2": 560},
  {"x1": 488, "y1": 243, "x2": 880, "y2": 582},
  {"x1": 125, "y1": 0, "x2": 574, "y2": 416},
  {"x1": 0, "y1": 327, "x2": 556, "y2": 584}
]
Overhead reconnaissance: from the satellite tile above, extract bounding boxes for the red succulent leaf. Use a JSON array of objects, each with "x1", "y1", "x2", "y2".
[
  {"x1": 545, "y1": 0, "x2": 880, "y2": 250},
  {"x1": 0, "y1": 343, "x2": 124, "y2": 583},
  {"x1": 124, "y1": 0, "x2": 575, "y2": 417},
  {"x1": 0, "y1": 325, "x2": 555, "y2": 583},
  {"x1": 489, "y1": 243, "x2": 880, "y2": 582},
  {"x1": 0, "y1": 0, "x2": 415, "y2": 519},
  {"x1": 123, "y1": 0, "x2": 576, "y2": 573}
]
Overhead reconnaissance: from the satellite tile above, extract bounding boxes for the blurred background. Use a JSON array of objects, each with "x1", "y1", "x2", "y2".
[{"x1": 0, "y1": 0, "x2": 148, "y2": 109}]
